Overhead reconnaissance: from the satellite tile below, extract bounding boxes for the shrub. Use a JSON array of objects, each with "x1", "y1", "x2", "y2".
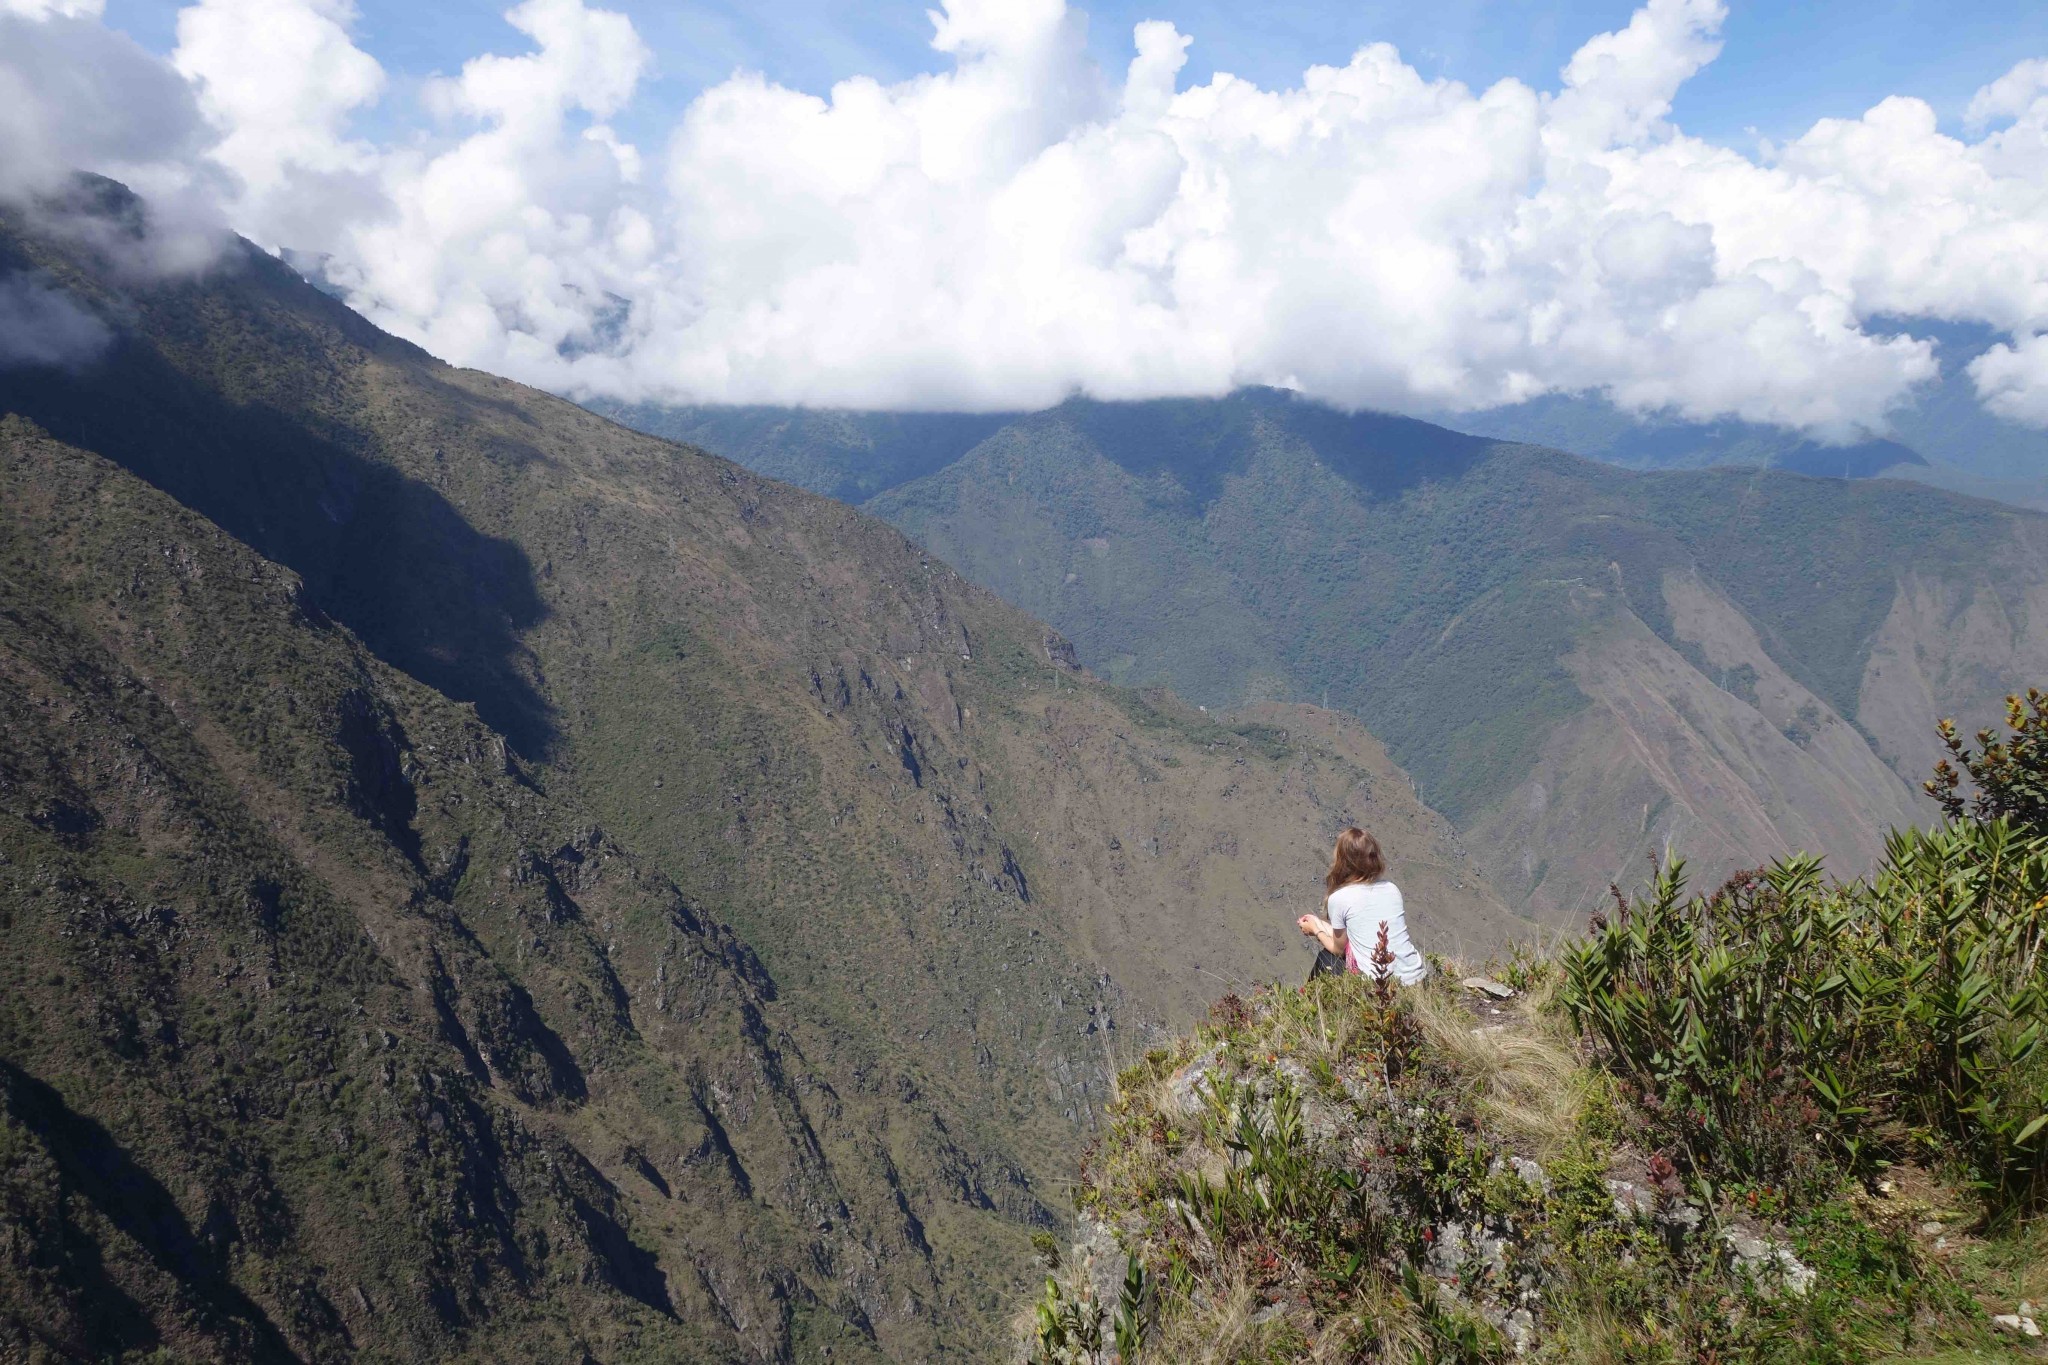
[
  {"x1": 1929, "y1": 688, "x2": 2048, "y2": 833},
  {"x1": 1557, "y1": 821, "x2": 2048, "y2": 1221}
]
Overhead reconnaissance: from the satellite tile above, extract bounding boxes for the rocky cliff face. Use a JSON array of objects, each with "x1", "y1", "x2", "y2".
[
  {"x1": 1856, "y1": 568, "x2": 2048, "y2": 788},
  {"x1": 1, "y1": 417, "x2": 963, "y2": 1360},
  {"x1": 1465, "y1": 572, "x2": 1926, "y2": 912}
]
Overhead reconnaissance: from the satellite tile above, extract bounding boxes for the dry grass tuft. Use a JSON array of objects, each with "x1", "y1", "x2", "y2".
[
  {"x1": 1411, "y1": 981, "x2": 1588, "y2": 1158},
  {"x1": 1147, "y1": 1266, "x2": 1262, "y2": 1363},
  {"x1": 1537, "y1": 1297, "x2": 1642, "y2": 1365}
]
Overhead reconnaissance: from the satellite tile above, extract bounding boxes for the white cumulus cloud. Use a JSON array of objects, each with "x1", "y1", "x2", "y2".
[
  {"x1": 1971, "y1": 334, "x2": 2048, "y2": 426},
  {"x1": 171, "y1": 0, "x2": 386, "y2": 253},
  {"x1": 1967, "y1": 57, "x2": 2048, "y2": 128},
  {"x1": 5, "y1": 0, "x2": 2048, "y2": 433},
  {"x1": 0, "y1": 5, "x2": 227, "y2": 270}
]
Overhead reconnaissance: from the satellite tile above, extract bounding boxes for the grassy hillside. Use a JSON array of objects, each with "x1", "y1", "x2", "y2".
[
  {"x1": 623, "y1": 388, "x2": 2048, "y2": 919},
  {"x1": 0, "y1": 184, "x2": 1512, "y2": 1358}
]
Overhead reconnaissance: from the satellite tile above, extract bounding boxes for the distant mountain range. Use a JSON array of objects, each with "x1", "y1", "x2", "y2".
[
  {"x1": 598, "y1": 315, "x2": 2048, "y2": 499},
  {"x1": 0, "y1": 182, "x2": 1504, "y2": 1361},
  {"x1": 1438, "y1": 392, "x2": 1927, "y2": 479},
  {"x1": 1437, "y1": 317, "x2": 2048, "y2": 508},
  {"x1": 607, "y1": 389, "x2": 2048, "y2": 919}
]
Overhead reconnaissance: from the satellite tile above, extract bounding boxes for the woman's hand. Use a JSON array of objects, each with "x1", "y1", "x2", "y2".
[{"x1": 1298, "y1": 914, "x2": 1343, "y2": 956}]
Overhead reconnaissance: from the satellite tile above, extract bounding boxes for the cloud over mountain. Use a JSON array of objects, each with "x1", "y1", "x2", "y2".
[
  {"x1": 4, "y1": 0, "x2": 2048, "y2": 436},
  {"x1": 0, "y1": 272, "x2": 111, "y2": 369}
]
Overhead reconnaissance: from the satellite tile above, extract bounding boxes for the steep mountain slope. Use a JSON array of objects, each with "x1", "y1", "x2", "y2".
[
  {"x1": 0, "y1": 184, "x2": 1508, "y2": 1357},
  {"x1": 622, "y1": 389, "x2": 2048, "y2": 918},
  {"x1": 0, "y1": 416, "x2": 956, "y2": 1361}
]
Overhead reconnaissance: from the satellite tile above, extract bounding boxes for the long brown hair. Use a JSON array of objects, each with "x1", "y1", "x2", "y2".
[{"x1": 1325, "y1": 827, "x2": 1386, "y2": 895}]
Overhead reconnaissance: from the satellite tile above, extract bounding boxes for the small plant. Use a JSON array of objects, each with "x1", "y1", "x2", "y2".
[
  {"x1": 1928, "y1": 688, "x2": 2048, "y2": 833},
  {"x1": 1112, "y1": 1252, "x2": 1152, "y2": 1361},
  {"x1": 1401, "y1": 1260, "x2": 1504, "y2": 1363},
  {"x1": 1032, "y1": 1275, "x2": 1106, "y2": 1364},
  {"x1": 1209, "y1": 991, "x2": 1254, "y2": 1032},
  {"x1": 1029, "y1": 1252, "x2": 1151, "y2": 1364},
  {"x1": 1366, "y1": 922, "x2": 1422, "y2": 1088},
  {"x1": 1491, "y1": 940, "x2": 1552, "y2": 995}
]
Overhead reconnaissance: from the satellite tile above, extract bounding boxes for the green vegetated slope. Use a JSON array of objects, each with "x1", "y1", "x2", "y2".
[
  {"x1": 0, "y1": 184, "x2": 1510, "y2": 1359},
  {"x1": 626, "y1": 389, "x2": 2048, "y2": 920},
  {"x1": 0, "y1": 416, "x2": 954, "y2": 1362},
  {"x1": 587, "y1": 403, "x2": 1017, "y2": 506}
]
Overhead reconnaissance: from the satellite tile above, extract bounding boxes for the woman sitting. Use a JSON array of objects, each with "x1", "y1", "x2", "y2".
[{"x1": 1296, "y1": 826, "x2": 1428, "y2": 984}]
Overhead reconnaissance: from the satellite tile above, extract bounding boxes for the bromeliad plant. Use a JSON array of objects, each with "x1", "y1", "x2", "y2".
[
  {"x1": 1030, "y1": 1251, "x2": 1152, "y2": 1364},
  {"x1": 1558, "y1": 818, "x2": 2048, "y2": 1221},
  {"x1": 1032, "y1": 1273, "x2": 1106, "y2": 1364}
]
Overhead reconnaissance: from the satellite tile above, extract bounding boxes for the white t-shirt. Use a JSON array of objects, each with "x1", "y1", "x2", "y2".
[{"x1": 1327, "y1": 880, "x2": 1427, "y2": 984}]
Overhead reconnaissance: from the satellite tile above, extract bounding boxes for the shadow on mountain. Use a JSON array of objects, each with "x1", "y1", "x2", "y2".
[
  {"x1": 1056, "y1": 388, "x2": 1497, "y2": 508},
  {"x1": 600, "y1": 402, "x2": 1018, "y2": 503},
  {"x1": 0, "y1": 1060, "x2": 302, "y2": 1363},
  {"x1": 0, "y1": 298, "x2": 555, "y2": 759}
]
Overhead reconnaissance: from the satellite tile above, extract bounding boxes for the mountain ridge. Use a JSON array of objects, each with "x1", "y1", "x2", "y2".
[{"x1": 615, "y1": 388, "x2": 2048, "y2": 918}]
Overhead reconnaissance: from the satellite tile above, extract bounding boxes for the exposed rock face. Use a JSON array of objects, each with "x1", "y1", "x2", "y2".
[
  {"x1": 1991, "y1": 1308, "x2": 2043, "y2": 1337},
  {"x1": 1857, "y1": 570, "x2": 2048, "y2": 785},
  {"x1": 1469, "y1": 575, "x2": 1925, "y2": 916},
  {"x1": 1721, "y1": 1227, "x2": 1817, "y2": 1298},
  {"x1": 1167, "y1": 1048, "x2": 1223, "y2": 1120}
]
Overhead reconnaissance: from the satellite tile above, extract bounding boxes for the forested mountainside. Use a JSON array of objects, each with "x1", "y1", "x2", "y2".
[
  {"x1": 0, "y1": 182, "x2": 1506, "y2": 1361},
  {"x1": 618, "y1": 389, "x2": 2048, "y2": 919}
]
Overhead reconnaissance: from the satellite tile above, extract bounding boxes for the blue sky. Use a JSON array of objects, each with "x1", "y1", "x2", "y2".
[{"x1": 102, "y1": 0, "x2": 2048, "y2": 151}]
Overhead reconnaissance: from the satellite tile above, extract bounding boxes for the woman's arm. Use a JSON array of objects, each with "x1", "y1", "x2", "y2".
[{"x1": 1296, "y1": 914, "x2": 1348, "y2": 957}]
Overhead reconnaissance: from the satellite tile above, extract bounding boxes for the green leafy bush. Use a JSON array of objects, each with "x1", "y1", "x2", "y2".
[
  {"x1": 1558, "y1": 820, "x2": 2048, "y2": 1221},
  {"x1": 1930, "y1": 687, "x2": 2048, "y2": 833}
]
